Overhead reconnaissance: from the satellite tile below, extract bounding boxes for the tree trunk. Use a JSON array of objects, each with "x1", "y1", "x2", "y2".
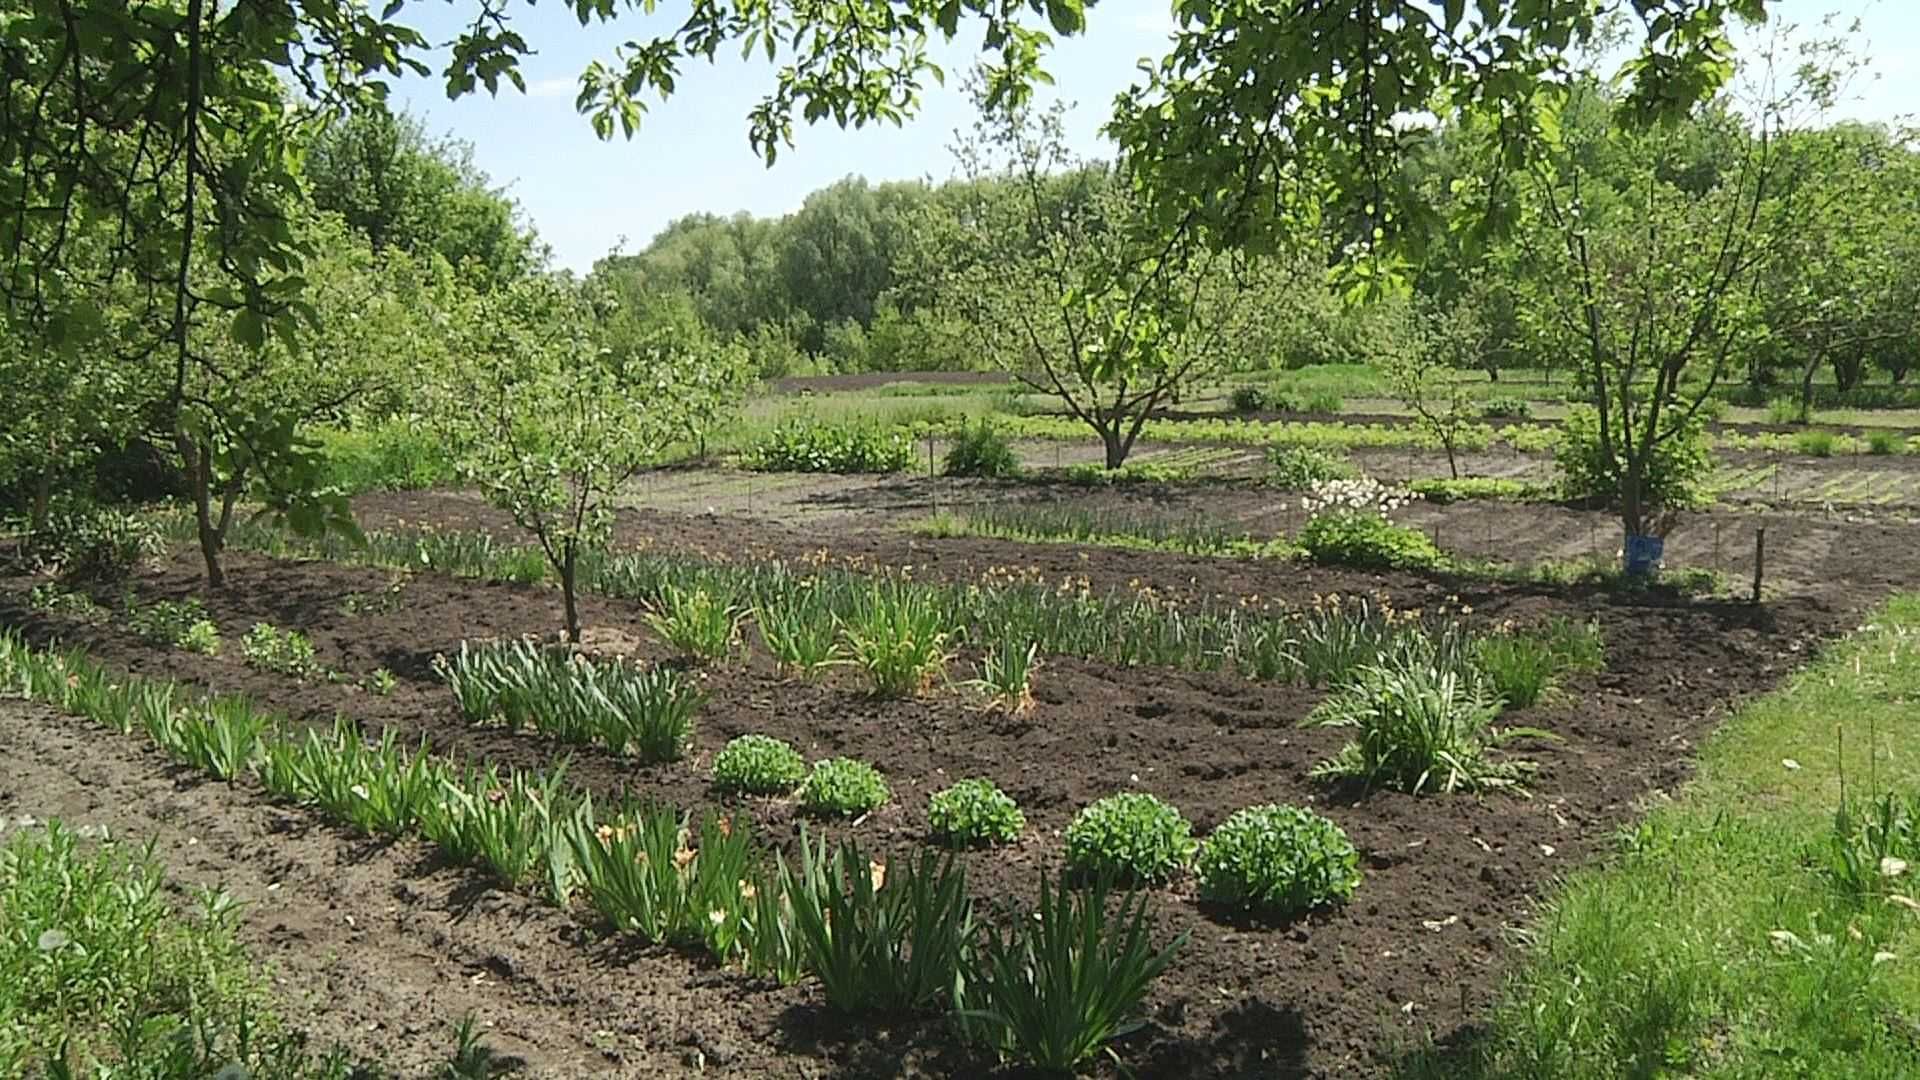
[
  {"x1": 175, "y1": 430, "x2": 225, "y2": 588},
  {"x1": 1798, "y1": 356, "x2": 1820, "y2": 425},
  {"x1": 1101, "y1": 425, "x2": 1129, "y2": 470},
  {"x1": 560, "y1": 543, "x2": 580, "y2": 643},
  {"x1": 28, "y1": 468, "x2": 53, "y2": 532},
  {"x1": 1442, "y1": 436, "x2": 1460, "y2": 480}
]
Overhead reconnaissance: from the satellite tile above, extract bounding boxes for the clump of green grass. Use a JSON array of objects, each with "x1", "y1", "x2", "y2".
[
  {"x1": 1304, "y1": 654, "x2": 1551, "y2": 794},
  {"x1": 437, "y1": 640, "x2": 703, "y2": 762},
  {"x1": 1796, "y1": 429, "x2": 1837, "y2": 457},
  {"x1": 0, "y1": 821, "x2": 363, "y2": 1078},
  {"x1": 1867, "y1": 429, "x2": 1902, "y2": 456},
  {"x1": 1472, "y1": 617, "x2": 1604, "y2": 709},
  {"x1": 839, "y1": 582, "x2": 954, "y2": 697},
  {"x1": 643, "y1": 583, "x2": 745, "y2": 661}
]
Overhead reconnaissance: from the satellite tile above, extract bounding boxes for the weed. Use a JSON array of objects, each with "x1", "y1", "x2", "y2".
[
  {"x1": 127, "y1": 597, "x2": 222, "y2": 654},
  {"x1": 241, "y1": 622, "x2": 324, "y2": 679},
  {"x1": 27, "y1": 584, "x2": 106, "y2": 622},
  {"x1": 1867, "y1": 430, "x2": 1902, "y2": 456},
  {"x1": 364, "y1": 667, "x2": 399, "y2": 696}
]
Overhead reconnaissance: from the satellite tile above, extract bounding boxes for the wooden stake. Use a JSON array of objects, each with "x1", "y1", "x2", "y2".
[{"x1": 1751, "y1": 526, "x2": 1766, "y2": 605}]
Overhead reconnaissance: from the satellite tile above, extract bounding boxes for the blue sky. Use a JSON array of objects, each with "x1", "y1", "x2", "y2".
[{"x1": 387, "y1": 0, "x2": 1918, "y2": 273}]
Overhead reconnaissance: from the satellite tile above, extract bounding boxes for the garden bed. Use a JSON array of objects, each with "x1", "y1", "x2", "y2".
[{"x1": 0, "y1": 495, "x2": 1892, "y2": 1077}]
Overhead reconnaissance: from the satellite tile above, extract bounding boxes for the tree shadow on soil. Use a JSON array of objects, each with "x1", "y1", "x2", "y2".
[
  {"x1": 1134, "y1": 997, "x2": 1313, "y2": 1079},
  {"x1": 768, "y1": 1001, "x2": 981, "y2": 1077}
]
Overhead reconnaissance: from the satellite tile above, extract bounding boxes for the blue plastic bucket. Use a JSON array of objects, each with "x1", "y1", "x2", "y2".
[{"x1": 1623, "y1": 534, "x2": 1664, "y2": 577}]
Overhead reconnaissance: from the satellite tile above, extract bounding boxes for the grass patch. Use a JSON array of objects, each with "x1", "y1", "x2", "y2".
[
  {"x1": 1397, "y1": 596, "x2": 1920, "y2": 1078},
  {"x1": 0, "y1": 820, "x2": 373, "y2": 1078},
  {"x1": 913, "y1": 506, "x2": 1293, "y2": 559}
]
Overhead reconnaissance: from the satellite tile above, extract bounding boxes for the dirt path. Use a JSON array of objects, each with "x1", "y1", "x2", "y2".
[{"x1": 0, "y1": 698, "x2": 781, "y2": 1078}]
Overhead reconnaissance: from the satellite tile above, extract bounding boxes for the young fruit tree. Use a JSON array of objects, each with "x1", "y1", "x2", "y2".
[
  {"x1": 437, "y1": 275, "x2": 750, "y2": 641},
  {"x1": 1503, "y1": 34, "x2": 1836, "y2": 571},
  {"x1": 907, "y1": 85, "x2": 1273, "y2": 470}
]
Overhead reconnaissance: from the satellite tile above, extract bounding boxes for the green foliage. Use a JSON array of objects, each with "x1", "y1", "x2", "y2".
[
  {"x1": 1828, "y1": 791, "x2": 1920, "y2": 904},
  {"x1": 917, "y1": 504, "x2": 1290, "y2": 559},
  {"x1": 364, "y1": 668, "x2": 399, "y2": 696},
  {"x1": 258, "y1": 721, "x2": 441, "y2": 839},
  {"x1": 169, "y1": 696, "x2": 269, "y2": 782},
  {"x1": 1195, "y1": 805, "x2": 1361, "y2": 915},
  {"x1": 1409, "y1": 476, "x2": 1543, "y2": 503},
  {"x1": 711, "y1": 734, "x2": 808, "y2": 795},
  {"x1": 1230, "y1": 385, "x2": 1296, "y2": 413},
  {"x1": 1795, "y1": 429, "x2": 1837, "y2": 457},
  {"x1": 418, "y1": 765, "x2": 580, "y2": 896},
  {"x1": 1867, "y1": 430, "x2": 1903, "y2": 456},
  {"x1": 26, "y1": 585, "x2": 106, "y2": 623},
  {"x1": 240, "y1": 623, "x2": 324, "y2": 679},
  {"x1": 1481, "y1": 396, "x2": 1533, "y2": 419},
  {"x1": 1472, "y1": 618, "x2": 1602, "y2": 710},
  {"x1": 436, "y1": 640, "x2": 703, "y2": 762},
  {"x1": 942, "y1": 419, "x2": 1021, "y2": 478},
  {"x1": 1304, "y1": 390, "x2": 1344, "y2": 414},
  {"x1": 314, "y1": 420, "x2": 461, "y2": 493},
  {"x1": 1555, "y1": 405, "x2": 1715, "y2": 520},
  {"x1": 928, "y1": 779, "x2": 1026, "y2": 847},
  {"x1": 785, "y1": 834, "x2": 973, "y2": 1015},
  {"x1": 743, "y1": 416, "x2": 916, "y2": 473},
  {"x1": 643, "y1": 583, "x2": 745, "y2": 661},
  {"x1": 800, "y1": 757, "x2": 892, "y2": 817},
  {"x1": 1064, "y1": 793, "x2": 1196, "y2": 884},
  {"x1": 127, "y1": 598, "x2": 222, "y2": 654},
  {"x1": 0, "y1": 822, "x2": 356, "y2": 1079},
  {"x1": 973, "y1": 638, "x2": 1039, "y2": 712},
  {"x1": 959, "y1": 873, "x2": 1183, "y2": 1072},
  {"x1": 567, "y1": 804, "x2": 755, "y2": 960},
  {"x1": 1266, "y1": 445, "x2": 1358, "y2": 488},
  {"x1": 1306, "y1": 656, "x2": 1549, "y2": 794},
  {"x1": 23, "y1": 502, "x2": 163, "y2": 584},
  {"x1": 754, "y1": 589, "x2": 842, "y2": 678},
  {"x1": 1299, "y1": 512, "x2": 1445, "y2": 572},
  {"x1": 838, "y1": 582, "x2": 953, "y2": 697}
]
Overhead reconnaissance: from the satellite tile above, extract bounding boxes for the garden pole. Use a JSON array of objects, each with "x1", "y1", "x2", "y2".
[{"x1": 1751, "y1": 526, "x2": 1766, "y2": 605}]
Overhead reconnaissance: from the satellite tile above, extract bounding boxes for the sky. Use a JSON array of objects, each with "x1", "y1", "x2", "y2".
[{"x1": 385, "y1": 0, "x2": 1920, "y2": 273}]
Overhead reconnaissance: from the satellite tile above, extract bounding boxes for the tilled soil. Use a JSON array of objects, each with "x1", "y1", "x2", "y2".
[{"x1": 1, "y1": 497, "x2": 1906, "y2": 1077}]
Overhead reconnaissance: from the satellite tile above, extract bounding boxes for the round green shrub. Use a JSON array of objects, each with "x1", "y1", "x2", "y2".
[
  {"x1": 1267, "y1": 445, "x2": 1357, "y2": 489},
  {"x1": 711, "y1": 734, "x2": 807, "y2": 795},
  {"x1": 1064, "y1": 792, "x2": 1195, "y2": 883},
  {"x1": 927, "y1": 778, "x2": 1026, "y2": 846},
  {"x1": 1196, "y1": 804, "x2": 1361, "y2": 915},
  {"x1": 1298, "y1": 511, "x2": 1444, "y2": 571},
  {"x1": 800, "y1": 757, "x2": 891, "y2": 816},
  {"x1": 943, "y1": 420, "x2": 1021, "y2": 478}
]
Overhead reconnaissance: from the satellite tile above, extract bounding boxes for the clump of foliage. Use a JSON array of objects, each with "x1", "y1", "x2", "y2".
[
  {"x1": 784, "y1": 834, "x2": 973, "y2": 1015},
  {"x1": 1303, "y1": 390, "x2": 1344, "y2": 414},
  {"x1": 928, "y1": 779, "x2": 1026, "y2": 847},
  {"x1": 23, "y1": 502, "x2": 163, "y2": 584},
  {"x1": 839, "y1": 582, "x2": 953, "y2": 697},
  {"x1": 239, "y1": 623, "x2": 323, "y2": 679},
  {"x1": 1195, "y1": 804, "x2": 1361, "y2": 915},
  {"x1": 126, "y1": 598, "x2": 222, "y2": 655},
  {"x1": 1795, "y1": 429, "x2": 1836, "y2": 458},
  {"x1": 972, "y1": 639, "x2": 1038, "y2": 712},
  {"x1": 1062, "y1": 460, "x2": 1195, "y2": 486},
  {"x1": 711, "y1": 734, "x2": 808, "y2": 795},
  {"x1": 960, "y1": 873, "x2": 1184, "y2": 1071},
  {"x1": 1299, "y1": 511, "x2": 1444, "y2": 572},
  {"x1": 1828, "y1": 791, "x2": 1920, "y2": 903},
  {"x1": 566, "y1": 804, "x2": 755, "y2": 960},
  {"x1": 1408, "y1": 476, "x2": 1542, "y2": 503},
  {"x1": 800, "y1": 757, "x2": 892, "y2": 817},
  {"x1": 1305, "y1": 655, "x2": 1550, "y2": 794},
  {"x1": 1474, "y1": 617, "x2": 1606, "y2": 708},
  {"x1": 27, "y1": 585, "x2": 107, "y2": 623},
  {"x1": 943, "y1": 420, "x2": 1021, "y2": 478},
  {"x1": 437, "y1": 639, "x2": 702, "y2": 762},
  {"x1": 1230, "y1": 385, "x2": 1295, "y2": 413},
  {"x1": 1554, "y1": 399, "x2": 1713, "y2": 532},
  {"x1": 1867, "y1": 430, "x2": 1902, "y2": 456},
  {"x1": 754, "y1": 589, "x2": 842, "y2": 678},
  {"x1": 1064, "y1": 793, "x2": 1195, "y2": 884},
  {"x1": 1481, "y1": 396, "x2": 1533, "y2": 419},
  {"x1": 1267, "y1": 445, "x2": 1358, "y2": 489},
  {"x1": 643, "y1": 583, "x2": 745, "y2": 661},
  {"x1": 743, "y1": 417, "x2": 916, "y2": 474}
]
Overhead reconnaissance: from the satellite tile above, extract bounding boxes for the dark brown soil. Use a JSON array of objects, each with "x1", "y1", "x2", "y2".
[{"x1": 3, "y1": 492, "x2": 1911, "y2": 1077}]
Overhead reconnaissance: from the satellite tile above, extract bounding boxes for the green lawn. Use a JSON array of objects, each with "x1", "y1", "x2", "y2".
[{"x1": 1399, "y1": 595, "x2": 1920, "y2": 1078}]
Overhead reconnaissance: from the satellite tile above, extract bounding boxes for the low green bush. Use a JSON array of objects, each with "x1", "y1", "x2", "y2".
[
  {"x1": 943, "y1": 420, "x2": 1022, "y2": 478},
  {"x1": 928, "y1": 778, "x2": 1026, "y2": 846},
  {"x1": 1303, "y1": 390, "x2": 1344, "y2": 414},
  {"x1": 1298, "y1": 512, "x2": 1444, "y2": 572},
  {"x1": 1556, "y1": 404, "x2": 1713, "y2": 513},
  {"x1": 23, "y1": 501, "x2": 163, "y2": 584},
  {"x1": 1195, "y1": 804, "x2": 1361, "y2": 915},
  {"x1": 1267, "y1": 445, "x2": 1358, "y2": 489},
  {"x1": 1063, "y1": 460, "x2": 1195, "y2": 486},
  {"x1": 743, "y1": 417, "x2": 916, "y2": 474},
  {"x1": 1064, "y1": 793, "x2": 1195, "y2": 884},
  {"x1": 1408, "y1": 476, "x2": 1541, "y2": 503},
  {"x1": 712, "y1": 734, "x2": 808, "y2": 795},
  {"x1": 240, "y1": 623, "x2": 324, "y2": 679},
  {"x1": 126, "y1": 598, "x2": 221, "y2": 654},
  {"x1": 1795, "y1": 429, "x2": 1837, "y2": 457},
  {"x1": 1867, "y1": 430, "x2": 1902, "y2": 456},
  {"x1": 800, "y1": 757, "x2": 891, "y2": 817},
  {"x1": 1480, "y1": 396, "x2": 1533, "y2": 419}
]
